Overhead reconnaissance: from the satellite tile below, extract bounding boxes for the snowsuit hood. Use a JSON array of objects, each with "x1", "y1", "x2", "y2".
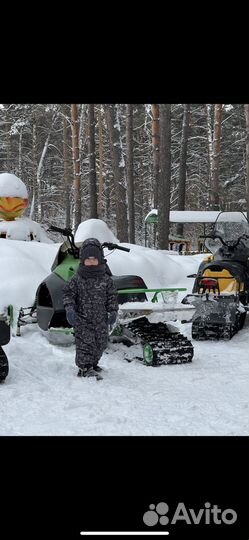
[{"x1": 79, "y1": 238, "x2": 105, "y2": 264}]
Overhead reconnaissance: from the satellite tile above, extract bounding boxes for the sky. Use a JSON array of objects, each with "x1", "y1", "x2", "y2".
[{"x1": 0, "y1": 218, "x2": 248, "y2": 436}]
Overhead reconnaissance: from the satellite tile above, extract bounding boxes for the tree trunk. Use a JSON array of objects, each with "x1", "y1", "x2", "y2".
[
  {"x1": 126, "y1": 104, "x2": 135, "y2": 243},
  {"x1": 30, "y1": 114, "x2": 37, "y2": 220},
  {"x1": 151, "y1": 104, "x2": 160, "y2": 209},
  {"x1": 104, "y1": 104, "x2": 128, "y2": 242},
  {"x1": 97, "y1": 108, "x2": 104, "y2": 218},
  {"x1": 136, "y1": 130, "x2": 146, "y2": 245},
  {"x1": 210, "y1": 104, "x2": 224, "y2": 210},
  {"x1": 71, "y1": 104, "x2": 81, "y2": 230},
  {"x1": 18, "y1": 127, "x2": 23, "y2": 178},
  {"x1": 158, "y1": 104, "x2": 171, "y2": 249},
  {"x1": 244, "y1": 104, "x2": 249, "y2": 219},
  {"x1": 206, "y1": 104, "x2": 213, "y2": 210},
  {"x1": 177, "y1": 104, "x2": 191, "y2": 236},
  {"x1": 88, "y1": 104, "x2": 98, "y2": 218},
  {"x1": 37, "y1": 133, "x2": 50, "y2": 222},
  {"x1": 36, "y1": 108, "x2": 59, "y2": 223},
  {"x1": 63, "y1": 106, "x2": 71, "y2": 228},
  {"x1": 4, "y1": 107, "x2": 11, "y2": 171}
]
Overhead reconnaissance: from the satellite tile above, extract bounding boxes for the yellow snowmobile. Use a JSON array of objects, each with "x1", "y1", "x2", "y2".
[{"x1": 183, "y1": 211, "x2": 249, "y2": 340}]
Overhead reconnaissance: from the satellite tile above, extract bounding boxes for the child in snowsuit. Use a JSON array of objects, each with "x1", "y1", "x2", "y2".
[{"x1": 63, "y1": 238, "x2": 118, "y2": 379}]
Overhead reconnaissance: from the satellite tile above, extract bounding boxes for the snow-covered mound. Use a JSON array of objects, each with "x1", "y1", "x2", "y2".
[
  {"x1": 75, "y1": 218, "x2": 119, "y2": 243},
  {"x1": 0, "y1": 239, "x2": 58, "y2": 315},
  {"x1": 75, "y1": 219, "x2": 205, "y2": 296},
  {"x1": 0, "y1": 217, "x2": 53, "y2": 242},
  {"x1": 106, "y1": 242, "x2": 204, "y2": 298}
]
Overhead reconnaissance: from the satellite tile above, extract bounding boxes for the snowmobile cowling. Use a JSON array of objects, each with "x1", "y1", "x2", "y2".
[{"x1": 36, "y1": 272, "x2": 148, "y2": 331}]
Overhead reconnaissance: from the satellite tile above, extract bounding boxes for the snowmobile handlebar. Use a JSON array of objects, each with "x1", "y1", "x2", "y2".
[
  {"x1": 48, "y1": 226, "x2": 130, "y2": 255},
  {"x1": 200, "y1": 233, "x2": 249, "y2": 249},
  {"x1": 102, "y1": 242, "x2": 130, "y2": 252},
  {"x1": 48, "y1": 225, "x2": 73, "y2": 236},
  {"x1": 48, "y1": 225, "x2": 79, "y2": 257}
]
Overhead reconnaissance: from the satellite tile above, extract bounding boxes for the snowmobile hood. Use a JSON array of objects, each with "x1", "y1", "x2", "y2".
[{"x1": 199, "y1": 260, "x2": 249, "y2": 284}]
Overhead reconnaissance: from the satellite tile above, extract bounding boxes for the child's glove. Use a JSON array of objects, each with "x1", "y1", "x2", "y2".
[
  {"x1": 65, "y1": 306, "x2": 79, "y2": 327},
  {"x1": 108, "y1": 311, "x2": 117, "y2": 326}
]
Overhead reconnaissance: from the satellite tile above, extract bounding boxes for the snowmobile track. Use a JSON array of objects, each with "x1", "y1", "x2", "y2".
[{"x1": 126, "y1": 317, "x2": 194, "y2": 365}]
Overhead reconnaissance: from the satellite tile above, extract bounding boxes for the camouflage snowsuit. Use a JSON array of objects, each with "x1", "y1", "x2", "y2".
[{"x1": 63, "y1": 269, "x2": 118, "y2": 369}]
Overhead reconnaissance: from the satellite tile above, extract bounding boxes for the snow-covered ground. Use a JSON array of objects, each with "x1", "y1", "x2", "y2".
[{"x1": 0, "y1": 219, "x2": 248, "y2": 436}]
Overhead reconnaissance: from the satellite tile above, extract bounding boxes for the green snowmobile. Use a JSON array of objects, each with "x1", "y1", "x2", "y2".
[{"x1": 17, "y1": 225, "x2": 194, "y2": 365}]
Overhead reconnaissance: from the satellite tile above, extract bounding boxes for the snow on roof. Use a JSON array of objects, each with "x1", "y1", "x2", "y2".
[
  {"x1": 0, "y1": 173, "x2": 28, "y2": 198},
  {"x1": 145, "y1": 210, "x2": 248, "y2": 223}
]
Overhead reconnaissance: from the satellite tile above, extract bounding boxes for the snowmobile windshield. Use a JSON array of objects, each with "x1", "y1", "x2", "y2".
[
  {"x1": 205, "y1": 237, "x2": 223, "y2": 254},
  {"x1": 215, "y1": 221, "x2": 249, "y2": 244},
  {"x1": 214, "y1": 212, "x2": 249, "y2": 245}
]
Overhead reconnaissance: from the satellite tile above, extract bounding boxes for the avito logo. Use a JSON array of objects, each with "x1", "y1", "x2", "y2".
[{"x1": 143, "y1": 501, "x2": 237, "y2": 526}]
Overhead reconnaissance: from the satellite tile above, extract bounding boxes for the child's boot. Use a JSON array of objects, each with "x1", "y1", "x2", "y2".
[{"x1": 78, "y1": 366, "x2": 103, "y2": 380}]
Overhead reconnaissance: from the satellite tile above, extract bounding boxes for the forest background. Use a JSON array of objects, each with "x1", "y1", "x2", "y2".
[{"x1": 1, "y1": 103, "x2": 249, "y2": 248}]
